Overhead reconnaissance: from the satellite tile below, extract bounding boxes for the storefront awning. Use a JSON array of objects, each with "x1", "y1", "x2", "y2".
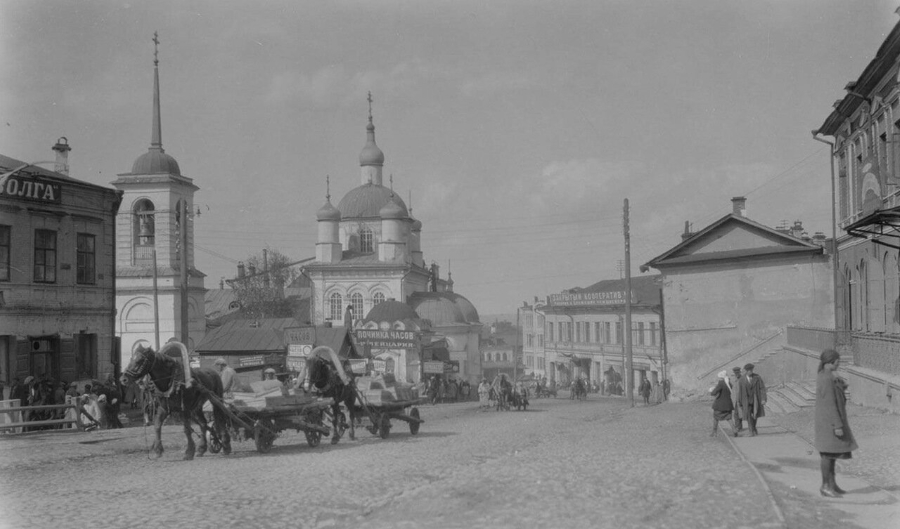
[{"x1": 845, "y1": 206, "x2": 900, "y2": 250}]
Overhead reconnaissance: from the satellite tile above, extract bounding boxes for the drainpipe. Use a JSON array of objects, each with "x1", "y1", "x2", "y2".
[{"x1": 812, "y1": 131, "x2": 841, "y2": 337}]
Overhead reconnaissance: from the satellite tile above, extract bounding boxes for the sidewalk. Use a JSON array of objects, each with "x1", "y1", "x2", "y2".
[{"x1": 721, "y1": 415, "x2": 899, "y2": 529}]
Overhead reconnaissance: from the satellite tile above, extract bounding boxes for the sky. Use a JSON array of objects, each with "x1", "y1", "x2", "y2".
[{"x1": 1, "y1": 1, "x2": 897, "y2": 316}]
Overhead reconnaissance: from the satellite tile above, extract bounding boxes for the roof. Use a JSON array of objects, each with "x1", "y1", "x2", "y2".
[
  {"x1": 195, "y1": 318, "x2": 298, "y2": 353},
  {"x1": 643, "y1": 214, "x2": 823, "y2": 271},
  {"x1": 337, "y1": 183, "x2": 408, "y2": 219},
  {"x1": 205, "y1": 289, "x2": 240, "y2": 321},
  {"x1": 312, "y1": 326, "x2": 364, "y2": 359},
  {"x1": 408, "y1": 292, "x2": 481, "y2": 325},
  {"x1": 575, "y1": 275, "x2": 662, "y2": 306},
  {"x1": 363, "y1": 299, "x2": 421, "y2": 323},
  {"x1": 0, "y1": 154, "x2": 119, "y2": 196},
  {"x1": 131, "y1": 147, "x2": 181, "y2": 176},
  {"x1": 817, "y1": 20, "x2": 900, "y2": 136}
]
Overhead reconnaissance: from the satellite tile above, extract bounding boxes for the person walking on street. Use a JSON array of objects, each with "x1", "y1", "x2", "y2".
[
  {"x1": 709, "y1": 370, "x2": 734, "y2": 437},
  {"x1": 814, "y1": 349, "x2": 857, "y2": 498},
  {"x1": 736, "y1": 363, "x2": 766, "y2": 436},
  {"x1": 730, "y1": 366, "x2": 743, "y2": 436},
  {"x1": 214, "y1": 357, "x2": 236, "y2": 399},
  {"x1": 477, "y1": 379, "x2": 490, "y2": 410},
  {"x1": 639, "y1": 377, "x2": 652, "y2": 405}
]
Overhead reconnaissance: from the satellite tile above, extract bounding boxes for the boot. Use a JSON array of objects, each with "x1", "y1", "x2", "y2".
[
  {"x1": 820, "y1": 457, "x2": 842, "y2": 498},
  {"x1": 830, "y1": 459, "x2": 847, "y2": 494}
]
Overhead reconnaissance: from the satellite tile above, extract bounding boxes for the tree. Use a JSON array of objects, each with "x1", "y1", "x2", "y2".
[{"x1": 231, "y1": 248, "x2": 300, "y2": 320}]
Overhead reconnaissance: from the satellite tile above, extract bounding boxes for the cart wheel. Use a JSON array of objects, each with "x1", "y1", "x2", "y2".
[
  {"x1": 379, "y1": 414, "x2": 391, "y2": 439},
  {"x1": 305, "y1": 430, "x2": 321, "y2": 448},
  {"x1": 206, "y1": 430, "x2": 222, "y2": 454},
  {"x1": 255, "y1": 418, "x2": 276, "y2": 453},
  {"x1": 409, "y1": 408, "x2": 420, "y2": 435}
]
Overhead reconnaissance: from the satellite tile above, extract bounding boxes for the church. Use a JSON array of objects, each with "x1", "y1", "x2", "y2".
[
  {"x1": 304, "y1": 95, "x2": 483, "y2": 384},
  {"x1": 112, "y1": 35, "x2": 206, "y2": 365}
]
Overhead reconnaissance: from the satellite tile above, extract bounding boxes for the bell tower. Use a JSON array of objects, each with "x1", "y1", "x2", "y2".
[{"x1": 111, "y1": 32, "x2": 206, "y2": 366}]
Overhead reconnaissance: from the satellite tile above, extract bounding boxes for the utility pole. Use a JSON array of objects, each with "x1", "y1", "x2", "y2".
[
  {"x1": 624, "y1": 199, "x2": 634, "y2": 407},
  {"x1": 180, "y1": 200, "x2": 189, "y2": 346},
  {"x1": 152, "y1": 248, "x2": 160, "y2": 351}
]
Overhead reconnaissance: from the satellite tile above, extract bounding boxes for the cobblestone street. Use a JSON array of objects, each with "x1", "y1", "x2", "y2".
[{"x1": 0, "y1": 396, "x2": 895, "y2": 529}]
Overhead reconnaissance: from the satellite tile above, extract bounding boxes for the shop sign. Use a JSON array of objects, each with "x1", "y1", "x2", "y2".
[
  {"x1": 0, "y1": 175, "x2": 61, "y2": 204},
  {"x1": 286, "y1": 356, "x2": 307, "y2": 371},
  {"x1": 239, "y1": 355, "x2": 265, "y2": 367},
  {"x1": 444, "y1": 361, "x2": 460, "y2": 374},
  {"x1": 549, "y1": 290, "x2": 635, "y2": 307},
  {"x1": 355, "y1": 329, "x2": 418, "y2": 349},
  {"x1": 372, "y1": 360, "x2": 386, "y2": 372},
  {"x1": 284, "y1": 326, "x2": 315, "y2": 345},
  {"x1": 423, "y1": 361, "x2": 444, "y2": 374},
  {"x1": 288, "y1": 344, "x2": 312, "y2": 356},
  {"x1": 348, "y1": 359, "x2": 368, "y2": 375}
]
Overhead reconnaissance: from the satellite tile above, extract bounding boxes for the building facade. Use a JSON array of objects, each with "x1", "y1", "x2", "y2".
[
  {"x1": 520, "y1": 275, "x2": 663, "y2": 392},
  {"x1": 0, "y1": 141, "x2": 122, "y2": 387},
  {"x1": 644, "y1": 198, "x2": 834, "y2": 397},
  {"x1": 303, "y1": 98, "x2": 483, "y2": 383},
  {"x1": 112, "y1": 38, "x2": 206, "y2": 365}
]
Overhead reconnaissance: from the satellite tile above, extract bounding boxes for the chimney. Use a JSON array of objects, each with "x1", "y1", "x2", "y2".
[
  {"x1": 731, "y1": 196, "x2": 746, "y2": 217},
  {"x1": 52, "y1": 137, "x2": 71, "y2": 175},
  {"x1": 792, "y1": 220, "x2": 803, "y2": 239},
  {"x1": 219, "y1": 277, "x2": 225, "y2": 289},
  {"x1": 237, "y1": 261, "x2": 245, "y2": 278},
  {"x1": 681, "y1": 221, "x2": 693, "y2": 241}
]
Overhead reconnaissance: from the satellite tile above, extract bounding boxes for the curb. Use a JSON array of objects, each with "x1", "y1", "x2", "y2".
[{"x1": 718, "y1": 422, "x2": 787, "y2": 528}]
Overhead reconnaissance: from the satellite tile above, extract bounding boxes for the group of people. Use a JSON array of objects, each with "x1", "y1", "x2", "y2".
[
  {"x1": 709, "y1": 351, "x2": 857, "y2": 498},
  {"x1": 425, "y1": 376, "x2": 469, "y2": 405},
  {"x1": 709, "y1": 363, "x2": 768, "y2": 437},
  {"x1": 476, "y1": 374, "x2": 525, "y2": 410},
  {"x1": 5, "y1": 374, "x2": 124, "y2": 431}
]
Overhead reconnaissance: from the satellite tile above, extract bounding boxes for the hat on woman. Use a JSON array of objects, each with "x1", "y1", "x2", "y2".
[
  {"x1": 717, "y1": 370, "x2": 727, "y2": 379},
  {"x1": 264, "y1": 367, "x2": 276, "y2": 374},
  {"x1": 23, "y1": 376, "x2": 35, "y2": 385}
]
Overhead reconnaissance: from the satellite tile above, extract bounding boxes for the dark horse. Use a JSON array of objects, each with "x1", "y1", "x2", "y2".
[
  {"x1": 306, "y1": 346, "x2": 361, "y2": 444},
  {"x1": 122, "y1": 342, "x2": 231, "y2": 460}
]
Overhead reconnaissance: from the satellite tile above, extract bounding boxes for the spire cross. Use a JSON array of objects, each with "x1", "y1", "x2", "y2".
[
  {"x1": 152, "y1": 32, "x2": 160, "y2": 66},
  {"x1": 326, "y1": 175, "x2": 331, "y2": 201},
  {"x1": 408, "y1": 191, "x2": 413, "y2": 215},
  {"x1": 389, "y1": 174, "x2": 394, "y2": 197},
  {"x1": 367, "y1": 91, "x2": 373, "y2": 123}
]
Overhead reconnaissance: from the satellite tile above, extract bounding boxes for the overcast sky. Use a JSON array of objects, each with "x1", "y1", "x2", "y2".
[{"x1": 2, "y1": 1, "x2": 896, "y2": 316}]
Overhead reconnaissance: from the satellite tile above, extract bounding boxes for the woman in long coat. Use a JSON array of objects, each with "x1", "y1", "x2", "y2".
[
  {"x1": 814, "y1": 349, "x2": 858, "y2": 497},
  {"x1": 709, "y1": 370, "x2": 734, "y2": 437}
]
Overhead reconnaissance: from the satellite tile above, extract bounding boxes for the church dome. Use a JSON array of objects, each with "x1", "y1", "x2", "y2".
[
  {"x1": 379, "y1": 198, "x2": 406, "y2": 220},
  {"x1": 316, "y1": 200, "x2": 341, "y2": 221},
  {"x1": 359, "y1": 122, "x2": 385, "y2": 166},
  {"x1": 448, "y1": 293, "x2": 480, "y2": 323},
  {"x1": 337, "y1": 184, "x2": 408, "y2": 219},
  {"x1": 132, "y1": 148, "x2": 181, "y2": 175},
  {"x1": 409, "y1": 293, "x2": 468, "y2": 325},
  {"x1": 363, "y1": 299, "x2": 420, "y2": 323}
]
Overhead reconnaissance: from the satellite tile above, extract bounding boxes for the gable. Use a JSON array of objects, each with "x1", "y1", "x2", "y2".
[{"x1": 673, "y1": 222, "x2": 805, "y2": 258}]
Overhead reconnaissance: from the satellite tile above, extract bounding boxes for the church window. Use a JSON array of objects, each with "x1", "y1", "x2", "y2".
[
  {"x1": 34, "y1": 229, "x2": 57, "y2": 283},
  {"x1": 329, "y1": 292, "x2": 342, "y2": 321},
  {"x1": 360, "y1": 227, "x2": 374, "y2": 253},
  {"x1": 351, "y1": 292, "x2": 364, "y2": 319},
  {"x1": 373, "y1": 292, "x2": 385, "y2": 306},
  {"x1": 133, "y1": 199, "x2": 155, "y2": 265}
]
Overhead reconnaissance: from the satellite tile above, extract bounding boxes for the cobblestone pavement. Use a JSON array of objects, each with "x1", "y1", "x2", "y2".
[{"x1": 0, "y1": 396, "x2": 893, "y2": 529}]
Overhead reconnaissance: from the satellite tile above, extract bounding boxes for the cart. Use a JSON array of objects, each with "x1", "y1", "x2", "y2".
[
  {"x1": 204, "y1": 391, "x2": 334, "y2": 453},
  {"x1": 355, "y1": 396, "x2": 425, "y2": 439}
]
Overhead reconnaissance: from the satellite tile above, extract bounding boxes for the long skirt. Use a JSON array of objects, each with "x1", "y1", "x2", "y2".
[{"x1": 479, "y1": 392, "x2": 489, "y2": 406}]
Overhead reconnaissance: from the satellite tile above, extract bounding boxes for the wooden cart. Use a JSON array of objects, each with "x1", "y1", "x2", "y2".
[{"x1": 354, "y1": 394, "x2": 425, "y2": 440}]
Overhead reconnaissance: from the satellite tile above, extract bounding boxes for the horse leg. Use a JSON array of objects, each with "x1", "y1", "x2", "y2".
[
  {"x1": 183, "y1": 411, "x2": 196, "y2": 461},
  {"x1": 151, "y1": 407, "x2": 167, "y2": 458},
  {"x1": 348, "y1": 406, "x2": 356, "y2": 441},
  {"x1": 194, "y1": 408, "x2": 209, "y2": 457},
  {"x1": 330, "y1": 403, "x2": 342, "y2": 445},
  {"x1": 213, "y1": 401, "x2": 232, "y2": 455}
]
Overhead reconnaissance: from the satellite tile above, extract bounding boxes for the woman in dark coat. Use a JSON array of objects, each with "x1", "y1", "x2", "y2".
[
  {"x1": 709, "y1": 370, "x2": 734, "y2": 437},
  {"x1": 815, "y1": 349, "x2": 857, "y2": 497}
]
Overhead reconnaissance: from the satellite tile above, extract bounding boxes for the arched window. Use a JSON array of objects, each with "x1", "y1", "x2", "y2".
[
  {"x1": 373, "y1": 292, "x2": 385, "y2": 306},
  {"x1": 133, "y1": 199, "x2": 155, "y2": 265},
  {"x1": 385, "y1": 357, "x2": 395, "y2": 374},
  {"x1": 502, "y1": 352, "x2": 508, "y2": 362},
  {"x1": 351, "y1": 292, "x2": 364, "y2": 319},
  {"x1": 360, "y1": 227, "x2": 374, "y2": 253},
  {"x1": 329, "y1": 292, "x2": 342, "y2": 321}
]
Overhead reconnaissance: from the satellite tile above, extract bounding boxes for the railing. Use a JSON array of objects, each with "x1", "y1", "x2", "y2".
[
  {"x1": 785, "y1": 326, "x2": 848, "y2": 354},
  {"x1": 786, "y1": 325, "x2": 898, "y2": 376},
  {"x1": 0, "y1": 398, "x2": 92, "y2": 433},
  {"x1": 133, "y1": 244, "x2": 155, "y2": 265}
]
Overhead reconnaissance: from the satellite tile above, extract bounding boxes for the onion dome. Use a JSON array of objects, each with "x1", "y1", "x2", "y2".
[
  {"x1": 317, "y1": 199, "x2": 341, "y2": 221},
  {"x1": 359, "y1": 122, "x2": 385, "y2": 167},
  {"x1": 409, "y1": 293, "x2": 467, "y2": 325},
  {"x1": 362, "y1": 299, "x2": 420, "y2": 323},
  {"x1": 338, "y1": 184, "x2": 408, "y2": 218},
  {"x1": 132, "y1": 149, "x2": 181, "y2": 175},
  {"x1": 379, "y1": 198, "x2": 406, "y2": 219}
]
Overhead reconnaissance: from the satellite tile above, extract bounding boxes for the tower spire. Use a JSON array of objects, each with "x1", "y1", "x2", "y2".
[
  {"x1": 151, "y1": 31, "x2": 163, "y2": 151},
  {"x1": 326, "y1": 175, "x2": 331, "y2": 201},
  {"x1": 367, "y1": 91, "x2": 373, "y2": 125}
]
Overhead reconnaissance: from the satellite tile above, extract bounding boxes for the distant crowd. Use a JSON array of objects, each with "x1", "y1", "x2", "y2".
[{"x1": 4, "y1": 374, "x2": 130, "y2": 431}]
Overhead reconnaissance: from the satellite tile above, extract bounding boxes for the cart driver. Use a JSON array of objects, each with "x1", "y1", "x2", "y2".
[{"x1": 214, "y1": 358, "x2": 236, "y2": 399}]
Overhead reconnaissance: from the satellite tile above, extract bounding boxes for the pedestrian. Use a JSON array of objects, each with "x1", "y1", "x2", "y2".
[
  {"x1": 214, "y1": 357, "x2": 237, "y2": 399},
  {"x1": 814, "y1": 349, "x2": 857, "y2": 498},
  {"x1": 9, "y1": 377, "x2": 26, "y2": 406},
  {"x1": 477, "y1": 379, "x2": 490, "y2": 410},
  {"x1": 709, "y1": 370, "x2": 734, "y2": 437},
  {"x1": 730, "y1": 367, "x2": 743, "y2": 436},
  {"x1": 736, "y1": 363, "x2": 766, "y2": 437},
  {"x1": 105, "y1": 377, "x2": 124, "y2": 429},
  {"x1": 639, "y1": 377, "x2": 652, "y2": 405}
]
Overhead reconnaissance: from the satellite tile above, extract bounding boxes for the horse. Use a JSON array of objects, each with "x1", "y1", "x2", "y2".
[
  {"x1": 490, "y1": 375, "x2": 513, "y2": 411},
  {"x1": 121, "y1": 342, "x2": 231, "y2": 460},
  {"x1": 305, "y1": 346, "x2": 361, "y2": 444}
]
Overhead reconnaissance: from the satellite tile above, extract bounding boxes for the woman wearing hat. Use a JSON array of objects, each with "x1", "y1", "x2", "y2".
[
  {"x1": 815, "y1": 349, "x2": 857, "y2": 498},
  {"x1": 709, "y1": 370, "x2": 734, "y2": 437}
]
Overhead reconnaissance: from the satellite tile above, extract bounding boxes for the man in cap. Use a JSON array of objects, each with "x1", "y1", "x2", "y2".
[
  {"x1": 214, "y1": 358, "x2": 236, "y2": 399},
  {"x1": 730, "y1": 367, "x2": 743, "y2": 436},
  {"x1": 736, "y1": 363, "x2": 767, "y2": 437}
]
